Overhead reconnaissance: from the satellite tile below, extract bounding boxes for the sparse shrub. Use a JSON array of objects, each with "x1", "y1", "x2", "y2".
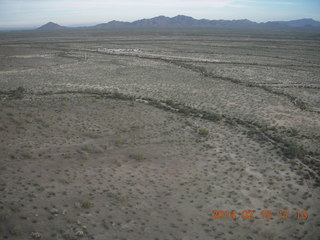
[
  {"x1": 198, "y1": 128, "x2": 209, "y2": 137},
  {"x1": 110, "y1": 90, "x2": 134, "y2": 100},
  {"x1": 65, "y1": 216, "x2": 74, "y2": 224},
  {"x1": 9, "y1": 227, "x2": 22, "y2": 236},
  {"x1": 82, "y1": 132, "x2": 101, "y2": 139},
  {"x1": 258, "y1": 123, "x2": 269, "y2": 132},
  {"x1": 81, "y1": 144, "x2": 103, "y2": 154},
  {"x1": 288, "y1": 128, "x2": 298, "y2": 136},
  {"x1": 81, "y1": 200, "x2": 93, "y2": 209},
  {"x1": 9, "y1": 87, "x2": 25, "y2": 99},
  {"x1": 75, "y1": 230, "x2": 84, "y2": 237},
  {"x1": 202, "y1": 112, "x2": 222, "y2": 122},
  {"x1": 114, "y1": 138, "x2": 126, "y2": 146},
  {"x1": 50, "y1": 208, "x2": 59, "y2": 214},
  {"x1": 129, "y1": 153, "x2": 145, "y2": 161},
  {"x1": 112, "y1": 90, "x2": 126, "y2": 99},
  {"x1": 165, "y1": 99, "x2": 179, "y2": 108},
  {"x1": 0, "y1": 210, "x2": 10, "y2": 220},
  {"x1": 10, "y1": 203, "x2": 23, "y2": 212},
  {"x1": 283, "y1": 142, "x2": 306, "y2": 159},
  {"x1": 20, "y1": 151, "x2": 32, "y2": 159},
  {"x1": 165, "y1": 99, "x2": 176, "y2": 106},
  {"x1": 31, "y1": 232, "x2": 41, "y2": 239},
  {"x1": 295, "y1": 99, "x2": 307, "y2": 110}
]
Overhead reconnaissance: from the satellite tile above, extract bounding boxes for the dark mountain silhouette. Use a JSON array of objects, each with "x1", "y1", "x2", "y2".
[
  {"x1": 132, "y1": 16, "x2": 170, "y2": 26},
  {"x1": 94, "y1": 15, "x2": 260, "y2": 28},
  {"x1": 263, "y1": 18, "x2": 320, "y2": 28},
  {"x1": 36, "y1": 16, "x2": 320, "y2": 30},
  {"x1": 37, "y1": 22, "x2": 66, "y2": 30},
  {"x1": 286, "y1": 18, "x2": 320, "y2": 27},
  {"x1": 92, "y1": 15, "x2": 320, "y2": 29}
]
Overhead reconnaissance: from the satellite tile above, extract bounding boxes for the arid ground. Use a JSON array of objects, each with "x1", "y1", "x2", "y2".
[{"x1": 0, "y1": 28, "x2": 320, "y2": 240}]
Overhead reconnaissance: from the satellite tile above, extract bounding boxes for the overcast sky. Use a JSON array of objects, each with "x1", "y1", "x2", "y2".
[{"x1": 0, "y1": 0, "x2": 320, "y2": 29}]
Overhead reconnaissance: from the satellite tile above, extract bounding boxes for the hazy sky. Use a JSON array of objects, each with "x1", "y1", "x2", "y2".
[{"x1": 1, "y1": 0, "x2": 320, "y2": 29}]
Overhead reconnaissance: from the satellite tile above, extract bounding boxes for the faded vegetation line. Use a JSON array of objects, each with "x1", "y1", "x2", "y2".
[
  {"x1": 158, "y1": 59, "x2": 313, "y2": 113},
  {"x1": 2, "y1": 87, "x2": 319, "y2": 182},
  {"x1": 84, "y1": 49, "x2": 316, "y2": 113},
  {"x1": 41, "y1": 89, "x2": 320, "y2": 181},
  {"x1": 28, "y1": 44, "x2": 320, "y2": 69},
  {"x1": 127, "y1": 52, "x2": 320, "y2": 70},
  {"x1": 26, "y1": 45, "x2": 319, "y2": 113}
]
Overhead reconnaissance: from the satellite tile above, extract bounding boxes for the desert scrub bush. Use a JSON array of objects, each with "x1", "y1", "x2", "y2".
[
  {"x1": 0, "y1": 124, "x2": 6, "y2": 131},
  {"x1": 80, "y1": 144, "x2": 103, "y2": 154},
  {"x1": 109, "y1": 90, "x2": 134, "y2": 101},
  {"x1": 257, "y1": 122, "x2": 269, "y2": 132},
  {"x1": 129, "y1": 153, "x2": 145, "y2": 161},
  {"x1": 75, "y1": 230, "x2": 84, "y2": 237},
  {"x1": 81, "y1": 200, "x2": 93, "y2": 209},
  {"x1": 288, "y1": 128, "x2": 298, "y2": 137},
  {"x1": 114, "y1": 138, "x2": 126, "y2": 146},
  {"x1": 294, "y1": 98, "x2": 307, "y2": 110},
  {"x1": 202, "y1": 112, "x2": 222, "y2": 122},
  {"x1": 31, "y1": 232, "x2": 41, "y2": 239},
  {"x1": 283, "y1": 142, "x2": 306, "y2": 159},
  {"x1": 20, "y1": 151, "x2": 32, "y2": 159},
  {"x1": 10, "y1": 202, "x2": 23, "y2": 212},
  {"x1": 9, "y1": 87, "x2": 25, "y2": 99},
  {"x1": 65, "y1": 216, "x2": 75, "y2": 224},
  {"x1": 164, "y1": 99, "x2": 184, "y2": 110},
  {"x1": 178, "y1": 106, "x2": 194, "y2": 115},
  {"x1": 0, "y1": 210, "x2": 10, "y2": 220},
  {"x1": 165, "y1": 99, "x2": 175, "y2": 106},
  {"x1": 82, "y1": 132, "x2": 101, "y2": 139},
  {"x1": 198, "y1": 128, "x2": 209, "y2": 137},
  {"x1": 9, "y1": 226, "x2": 22, "y2": 236}
]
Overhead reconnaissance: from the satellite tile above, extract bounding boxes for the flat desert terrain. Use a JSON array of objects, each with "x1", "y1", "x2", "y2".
[{"x1": 0, "y1": 28, "x2": 320, "y2": 240}]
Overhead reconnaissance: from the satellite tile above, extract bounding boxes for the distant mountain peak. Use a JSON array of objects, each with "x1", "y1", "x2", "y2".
[
  {"x1": 37, "y1": 22, "x2": 66, "y2": 30},
  {"x1": 172, "y1": 15, "x2": 194, "y2": 19},
  {"x1": 286, "y1": 18, "x2": 320, "y2": 27}
]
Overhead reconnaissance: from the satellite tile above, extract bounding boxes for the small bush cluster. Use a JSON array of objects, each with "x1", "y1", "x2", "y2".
[
  {"x1": 9, "y1": 87, "x2": 25, "y2": 99},
  {"x1": 283, "y1": 142, "x2": 306, "y2": 159},
  {"x1": 129, "y1": 153, "x2": 145, "y2": 161},
  {"x1": 202, "y1": 112, "x2": 222, "y2": 122},
  {"x1": 81, "y1": 200, "x2": 93, "y2": 209},
  {"x1": 10, "y1": 227, "x2": 22, "y2": 236},
  {"x1": 198, "y1": 128, "x2": 209, "y2": 137},
  {"x1": 108, "y1": 90, "x2": 134, "y2": 101}
]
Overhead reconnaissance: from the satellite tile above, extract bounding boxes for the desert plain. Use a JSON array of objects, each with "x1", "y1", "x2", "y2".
[{"x1": 0, "y1": 28, "x2": 320, "y2": 240}]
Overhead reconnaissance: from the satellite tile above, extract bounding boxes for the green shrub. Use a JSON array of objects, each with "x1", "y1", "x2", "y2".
[
  {"x1": 0, "y1": 210, "x2": 10, "y2": 220},
  {"x1": 81, "y1": 200, "x2": 93, "y2": 209},
  {"x1": 9, "y1": 227, "x2": 22, "y2": 236},
  {"x1": 202, "y1": 112, "x2": 222, "y2": 122},
  {"x1": 198, "y1": 128, "x2": 209, "y2": 137},
  {"x1": 10, "y1": 203, "x2": 23, "y2": 212},
  {"x1": 10, "y1": 87, "x2": 25, "y2": 99},
  {"x1": 129, "y1": 153, "x2": 145, "y2": 161},
  {"x1": 165, "y1": 99, "x2": 175, "y2": 106},
  {"x1": 283, "y1": 142, "x2": 306, "y2": 159},
  {"x1": 81, "y1": 144, "x2": 103, "y2": 154}
]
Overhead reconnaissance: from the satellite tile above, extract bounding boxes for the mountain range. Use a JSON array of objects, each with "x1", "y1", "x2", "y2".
[{"x1": 37, "y1": 15, "x2": 320, "y2": 30}]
